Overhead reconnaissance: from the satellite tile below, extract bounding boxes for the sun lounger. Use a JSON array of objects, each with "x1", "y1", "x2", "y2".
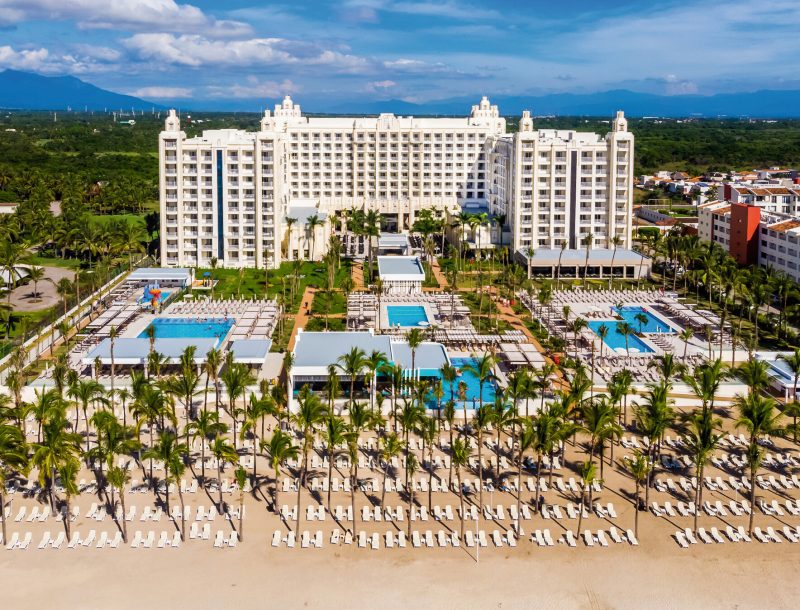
[
  {"x1": 213, "y1": 530, "x2": 225, "y2": 548},
  {"x1": 37, "y1": 531, "x2": 51, "y2": 549},
  {"x1": 564, "y1": 530, "x2": 577, "y2": 547},
  {"x1": 425, "y1": 530, "x2": 434, "y2": 547},
  {"x1": 608, "y1": 527, "x2": 623, "y2": 544},
  {"x1": 736, "y1": 526, "x2": 751, "y2": 543},
  {"x1": 597, "y1": 530, "x2": 610, "y2": 547},
  {"x1": 397, "y1": 531, "x2": 407, "y2": 548},
  {"x1": 18, "y1": 532, "x2": 31, "y2": 549},
  {"x1": 753, "y1": 527, "x2": 769, "y2": 543},
  {"x1": 52, "y1": 532, "x2": 65, "y2": 549},
  {"x1": 478, "y1": 530, "x2": 487, "y2": 547},
  {"x1": 412, "y1": 531, "x2": 421, "y2": 548},
  {"x1": 465, "y1": 530, "x2": 475, "y2": 547},
  {"x1": 710, "y1": 527, "x2": 725, "y2": 544},
  {"x1": 674, "y1": 531, "x2": 689, "y2": 548},
  {"x1": 492, "y1": 530, "x2": 503, "y2": 547},
  {"x1": 783, "y1": 526, "x2": 799, "y2": 543},
  {"x1": 286, "y1": 532, "x2": 296, "y2": 548},
  {"x1": 626, "y1": 529, "x2": 639, "y2": 546},
  {"x1": 583, "y1": 530, "x2": 594, "y2": 547},
  {"x1": 330, "y1": 530, "x2": 340, "y2": 545},
  {"x1": 766, "y1": 527, "x2": 782, "y2": 543}
]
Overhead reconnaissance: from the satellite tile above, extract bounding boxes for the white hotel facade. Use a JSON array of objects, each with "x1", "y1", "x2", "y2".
[{"x1": 159, "y1": 96, "x2": 634, "y2": 269}]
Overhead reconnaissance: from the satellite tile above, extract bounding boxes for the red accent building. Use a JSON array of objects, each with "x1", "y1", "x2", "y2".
[{"x1": 728, "y1": 203, "x2": 761, "y2": 266}]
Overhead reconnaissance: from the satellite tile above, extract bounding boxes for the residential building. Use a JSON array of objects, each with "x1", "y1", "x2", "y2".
[{"x1": 159, "y1": 97, "x2": 634, "y2": 270}]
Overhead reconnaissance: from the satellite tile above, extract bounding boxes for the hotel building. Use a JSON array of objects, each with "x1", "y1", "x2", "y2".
[{"x1": 159, "y1": 96, "x2": 634, "y2": 270}]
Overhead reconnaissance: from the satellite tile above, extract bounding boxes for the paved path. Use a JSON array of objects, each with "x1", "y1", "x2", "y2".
[
  {"x1": 351, "y1": 262, "x2": 366, "y2": 291},
  {"x1": 287, "y1": 286, "x2": 317, "y2": 350},
  {"x1": 429, "y1": 258, "x2": 448, "y2": 289},
  {"x1": 8, "y1": 266, "x2": 75, "y2": 312}
]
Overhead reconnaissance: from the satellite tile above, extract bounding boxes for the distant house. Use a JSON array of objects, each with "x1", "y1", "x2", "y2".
[{"x1": 0, "y1": 202, "x2": 19, "y2": 215}]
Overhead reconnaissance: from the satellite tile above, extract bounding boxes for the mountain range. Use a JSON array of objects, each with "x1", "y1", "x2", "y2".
[{"x1": 4, "y1": 69, "x2": 800, "y2": 118}]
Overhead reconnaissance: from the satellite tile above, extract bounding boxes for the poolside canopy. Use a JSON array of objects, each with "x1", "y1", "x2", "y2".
[
  {"x1": 126, "y1": 268, "x2": 193, "y2": 287},
  {"x1": 516, "y1": 248, "x2": 650, "y2": 279},
  {"x1": 230, "y1": 339, "x2": 272, "y2": 364},
  {"x1": 81, "y1": 337, "x2": 216, "y2": 365}
]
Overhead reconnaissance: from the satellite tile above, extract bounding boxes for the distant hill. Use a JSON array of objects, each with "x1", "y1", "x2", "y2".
[
  {"x1": 4, "y1": 69, "x2": 800, "y2": 117},
  {"x1": 0, "y1": 69, "x2": 159, "y2": 111}
]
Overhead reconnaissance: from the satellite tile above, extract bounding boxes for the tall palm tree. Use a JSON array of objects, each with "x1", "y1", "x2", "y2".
[
  {"x1": 596, "y1": 324, "x2": 609, "y2": 358},
  {"x1": 472, "y1": 404, "x2": 493, "y2": 510},
  {"x1": 292, "y1": 386, "x2": 326, "y2": 538},
  {"x1": 419, "y1": 416, "x2": 438, "y2": 511},
  {"x1": 58, "y1": 459, "x2": 80, "y2": 541},
  {"x1": 106, "y1": 465, "x2": 130, "y2": 542},
  {"x1": 203, "y1": 347, "x2": 223, "y2": 414},
  {"x1": 323, "y1": 415, "x2": 347, "y2": 510},
  {"x1": 186, "y1": 410, "x2": 226, "y2": 482},
  {"x1": 581, "y1": 232, "x2": 594, "y2": 287},
  {"x1": 378, "y1": 432, "x2": 403, "y2": 512},
  {"x1": 405, "y1": 452, "x2": 418, "y2": 537},
  {"x1": 221, "y1": 362, "x2": 255, "y2": 449},
  {"x1": 67, "y1": 379, "x2": 105, "y2": 458},
  {"x1": 683, "y1": 359, "x2": 729, "y2": 416},
  {"x1": 305, "y1": 214, "x2": 324, "y2": 260},
  {"x1": 735, "y1": 393, "x2": 783, "y2": 535},
  {"x1": 264, "y1": 428, "x2": 299, "y2": 516},
  {"x1": 336, "y1": 347, "x2": 367, "y2": 407},
  {"x1": 625, "y1": 450, "x2": 650, "y2": 537},
  {"x1": 735, "y1": 358, "x2": 770, "y2": 397},
  {"x1": 364, "y1": 350, "x2": 387, "y2": 413},
  {"x1": 633, "y1": 382, "x2": 674, "y2": 506},
  {"x1": 683, "y1": 409, "x2": 723, "y2": 530},
  {"x1": 144, "y1": 430, "x2": 189, "y2": 539},
  {"x1": 405, "y1": 328, "x2": 425, "y2": 378},
  {"x1": 32, "y1": 413, "x2": 81, "y2": 510},
  {"x1": 0, "y1": 423, "x2": 28, "y2": 542},
  {"x1": 451, "y1": 436, "x2": 470, "y2": 539},
  {"x1": 26, "y1": 265, "x2": 46, "y2": 302},
  {"x1": 209, "y1": 436, "x2": 238, "y2": 512},
  {"x1": 607, "y1": 235, "x2": 622, "y2": 288},
  {"x1": 576, "y1": 460, "x2": 596, "y2": 538},
  {"x1": 582, "y1": 396, "x2": 622, "y2": 477}
]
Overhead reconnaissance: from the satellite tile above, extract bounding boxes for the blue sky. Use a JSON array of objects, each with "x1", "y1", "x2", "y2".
[{"x1": 1, "y1": 0, "x2": 799, "y2": 107}]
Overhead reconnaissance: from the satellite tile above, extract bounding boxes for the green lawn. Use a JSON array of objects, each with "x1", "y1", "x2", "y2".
[
  {"x1": 0, "y1": 306, "x2": 58, "y2": 358},
  {"x1": 89, "y1": 213, "x2": 148, "y2": 228},
  {"x1": 305, "y1": 317, "x2": 345, "y2": 332},
  {"x1": 25, "y1": 254, "x2": 83, "y2": 269},
  {"x1": 196, "y1": 260, "x2": 352, "y2": 313},
  {"x1": 311, "y1": 290, "x2": 346, "y2": 315}
]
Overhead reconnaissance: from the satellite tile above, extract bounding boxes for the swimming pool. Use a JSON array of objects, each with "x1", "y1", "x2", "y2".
[
  {"x1": 139, "y1": 317, "x2": 234, "y2": 344},
  {"x1": 426, "y1": 357, "x2": 497, "y2": 409},
  {"x1": 387, "y1": 305, "x2": 429, "y2": 327},
  {"x1": 588, "y1": 320, "x2": 653, "y2": 354},
  {"x1": 615, "y1": 306, "x2": 674, "y2": 333}
]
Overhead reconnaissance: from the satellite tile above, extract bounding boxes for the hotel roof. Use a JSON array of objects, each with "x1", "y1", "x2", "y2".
[
  {"x1": 378, "y1": 256, "x2": 425, "y2": 281},
  {"x1": 768, "y1": 220, "x2": 800, "y2": 233},
  {"x1": 127, "y1": 268, "x2": 193, "y2": 286},
  {"x1": 293, "y1": 331, "x2": 448, "y2": 372},
  {"x1": 519, "y1": 248, "x2": 646, "y2": 266},
  {"x1": 82, "y1": 338, "x2": 216, "y2": 365},
  {"x1": 230, "y1": 339, "x2": 272, "y2": 363}
]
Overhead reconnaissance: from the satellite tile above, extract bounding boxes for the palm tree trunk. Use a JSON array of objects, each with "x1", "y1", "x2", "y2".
[
  {"x1": 351, "y1": 462, "x2": 357, "y2": 537},
  {"x1": 634, "y1": 482, "x2": 640, "y2": 536}
]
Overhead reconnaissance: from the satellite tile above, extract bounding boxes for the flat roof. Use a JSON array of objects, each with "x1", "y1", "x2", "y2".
[
  {"x1": 286, "y1": 204, "x2": 327, "y2": 225},
  {"x1": 377, "y1": 256, "x2": 425, "y2": 280},
  {"x1": 230, "y1": 339, "x2": 272, "y2": 363},
  {"x1": 293, "y1": 331, "x2": 447, "y2": 372},
  {"x1": 378, "y1": 233, "x2": 410, "y2": 248},
  {"x1": 82, "y1": 337, "x2": 216, "y2": 365},
  {"x1": 127, "y1": 268, "x2": 193, "y2": 285},
  {"x1": 519, "y1": 248, "x2": 647, "y2": 266}
]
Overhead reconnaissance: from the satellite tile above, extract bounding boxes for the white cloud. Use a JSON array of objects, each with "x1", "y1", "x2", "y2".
[
  {"x1": 0, "y1": 45, "x2": 51, "y2": 71},
  {"x1": 131, "y1": 85, "x2": 192, "y2": 99},
  {"x1": 0, "y1": 44, "x2": 112, "y2": 74},
  {"x1": 71, "y1": 44, "x2": 121, "y2": 62},
  {"x1": 0, "y1": 0, "x2": 252, "y2": 36},
  {"x1": 370, "y1": 80, "x2": 396, "y2": 89},
  {"x1": 206, "y1": 77, "x2": 299, "y2": 99},
  {"x1": 123, "y1": 34, "x2": 372, "y2": 72}
]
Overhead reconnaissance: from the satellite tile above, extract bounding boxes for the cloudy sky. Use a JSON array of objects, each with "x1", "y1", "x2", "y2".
[{"x1": 1, "y1": 0, "x2": 799, "y2": 107}]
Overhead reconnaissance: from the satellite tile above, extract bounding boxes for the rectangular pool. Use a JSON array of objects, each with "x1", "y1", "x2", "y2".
[
  {"x1": 588, "y1": 320, "x2": 653, "y2": 354},
  {"x1": 139, "y1": 317, "x2": 234, "y2": 344},
  {"x1": 425, "y1": 357, "x2": 497, "y2": 409},
  {"x1": 387, "y1": 305, "x2": 429, "y2": 328},
  {"x1": 615, "y1": 306, "x2": 674, "y2": 333}
]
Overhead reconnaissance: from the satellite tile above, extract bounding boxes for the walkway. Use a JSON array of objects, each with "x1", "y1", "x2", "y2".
[
  {"x1": 351, "y1": 262, "x2": 366, "y2": 291},
  {"x1": 287, "y1": 286, "x2": 317, "y2": 350},
  {"x1": 429, "y1": 258, "x2": 448, "y2": 290}
]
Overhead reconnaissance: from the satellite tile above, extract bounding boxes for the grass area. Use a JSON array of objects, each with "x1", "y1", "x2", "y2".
[
  {"x1": 270, "y1": 318, "x2": 292, "y2": 353},
  {"x1": 306, "y1": 317, "x2": 346, "y2": 332},
  {"x1": 89, "y1": 213, "x2": 147, "y2": 228},
  {"x1": 311, "y1": 290, "x2": 346, "y2": 315},
  {"x1": 197, "y1": 260, "x2": 352, "y2": 313},
  {"x1": 0, "y1": 306, "x2": 58, "y2": 358},
  {"x1": 24, "y1": 254, "x2": 83, "y2": 269}
]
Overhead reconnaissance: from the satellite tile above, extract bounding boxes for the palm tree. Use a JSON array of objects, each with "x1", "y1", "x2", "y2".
[
  {"x1": 735, "y1": 393, "x2": 783, "y2": 535},
  {"x1": 284, "y1": 217, "x2": 297, "y2": 260},
  {"x1": 607, "y1": 235, "x2": 622, "y2": 288},
  {"x1": 305, "y1": 214, "x2": 324, "y2": 260},
  {"x1": 576, "y1": 460, "x2": 596, "y2": 538},
  {"x1": 186, "y1": 410, "x2": 226, "y2": 482},
  {"x1": 463, "y1": 353, "x2": 495, "y2": 411},
  {"x1": 405, "y1": 452, "x2": 419, "y2": 537},
  {"x1": 323, "y1": 415, "x2": 347, "y2": 509},
  {"x1": 58, "y1": 459, "x2": 80, "y2": 541},
  {"x1": 683, "y1": 359, "x2": 729, "y2": 416},
  {"x1": 617, "y1": 321, "x2": 635, "y2": 358},
  {"x1": 67, "y1": 379, "x2": 105, "y2": 457},
  {"x1": 203, "y1": 347, "x2": 223, "y2": 414},
  {"x1": 378, "y1": 432, "x2": 403, "y2": 513},
  {"x1": 209, "y1": 436, "x2": 238, "y2": 512},
  {"x1": 679, "y1": 327, "x2": 694, "y2": 361},
  {"x1": 106, "y1": 465, "x2": 130, "y2": 542},
  {"x1": 143, "y1": 430, "x2": 188, "y2": 537},
  {"x1": 472, "y1": 404, "x2": 493, "y2": 510},
  {"x1": 514, "y1": 419, "x2": 535, "y2": 533},
  {"x1": 419, "y1": 416, "x2": 438, "y2": 511},
  {"x1": 582, "y1": 396, "x2": 622, "y2": 477},
  {"x1": 633, "y1": 382, "x2": 674, "y2": 506},
  {"x1": 405, "y1": 328, "x2": 425, "y2": 377},
  {"x1": 0, "y1": 423, "x2": 27, "y2": 542},
  {"x1": 292, "y1": 386, "x2": 326, "y2": 538},
  {"x1": 581, "y1": 233, "x2": 594, "y2": 287},
  {"x1": 364, "y1": 350, "x2": 387, "y2": 413},
  {"x1": 735, "y1": 358, "x2": 770, "y2": 397},
  {"x1": 683, "y1": 409, "x2": 723, "y2": 531},
  {"x1": 27, "y1": 266, "x2": 46, "y2": 302},
  {"x1": 336, "y1": 347, "x2": 367, "y2": 407},
  {"x1": 648, "y1": 353, "x2": 685, "y2": 388},
  {"x1": 209, "y1": 257, "x2": 218, "y2": 299},
  {"x1": 264, "y1": 429, "x2": 299, "y2": 516},
  {"x1": 221, "y1": 362, "x2": 255, "y2": 449},
  {"x1": 32, "y1": 413, "x2": 82, "y2": 510},
  {"x1": 624, "y1": 451, "x2": 650, "y2": 537},
  {"x1": 633, "y1": 312, "x2": 648, "y2": 335},
  {"x1": 596, "y1": 324, "x2": 609, "y2": 358},
  {"x1": 451, "y1": 436, "x2": 470, "y2": 539}
]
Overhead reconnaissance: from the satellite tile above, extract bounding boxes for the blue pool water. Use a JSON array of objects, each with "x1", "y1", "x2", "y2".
[
  {"x1": 139, "y1": 317, "x2": 234, "y2": 343},
  {"x1": 588, "y1": 320, "x2": 653, "y2": 354},
  {"x1": 615, "y1": 306, "x2": 674, "y2": 333},
  {"x1": 387, "y1": 305, "x2": 429, "y2": 327},
  {"x1": 426, "y1": 357, "x2": 497, "y2": 409}
]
